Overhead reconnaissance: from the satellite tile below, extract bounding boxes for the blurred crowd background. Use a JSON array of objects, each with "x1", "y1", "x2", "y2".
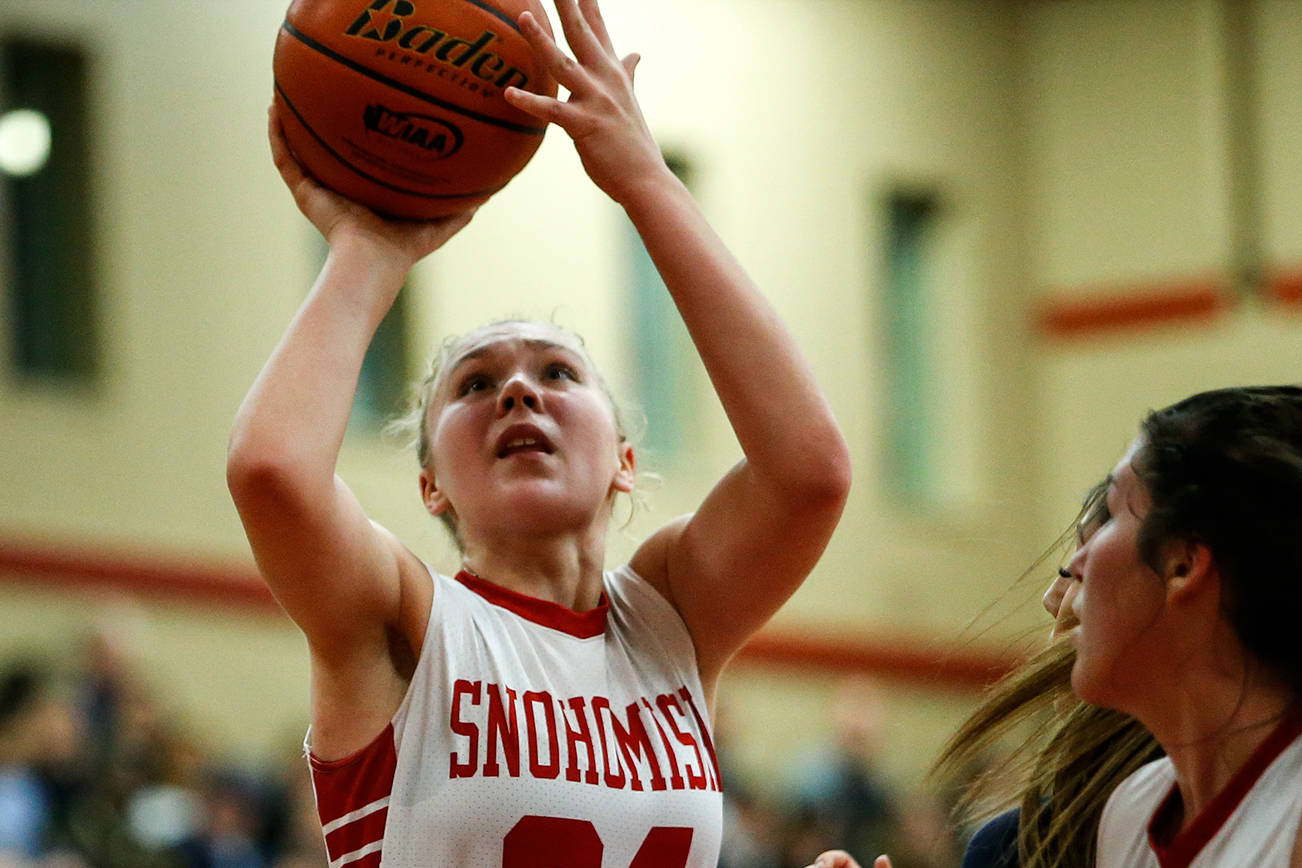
[
  {"x1": 0, "y1": 634, "x2": 323, "y2": 868},
  {"x1": 1, "y1": 636, "x2": 985, "y2": 868}
]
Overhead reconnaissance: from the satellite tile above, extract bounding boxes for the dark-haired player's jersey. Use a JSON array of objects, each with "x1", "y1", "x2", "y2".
[
  {"x1": 307, "y1": 564, "x2": 723, "y2": 867},
  {"x1": 1096, "y1": 707, "x2": 1302, "y2": 867}
]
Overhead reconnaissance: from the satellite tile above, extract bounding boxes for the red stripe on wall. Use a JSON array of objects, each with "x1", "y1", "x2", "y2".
[
  {"x1": 735, "y1": 632, "x2": 1017, "y2": 688},
  {"x1": 0, "y1": 536, "x2": 278, "y2": 612},
  {"x1": 1265, "y1": 269, "x2": 1302, "y2": 305},
  {"x1": 0, "y1": 535, "x2": 1020, "y2": 690},
  {"x1": 1034, "y1": 278, "x2": 1230, "y2": 338}
]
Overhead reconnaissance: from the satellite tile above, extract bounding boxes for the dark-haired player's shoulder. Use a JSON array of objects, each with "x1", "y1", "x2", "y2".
[{"x1": 961, "y1": 808, "x2": 1020, "y2": 868}]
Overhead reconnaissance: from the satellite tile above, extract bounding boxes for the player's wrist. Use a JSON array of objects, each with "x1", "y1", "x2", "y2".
[
  {"x1": 324, "y1": 232, "x2": 415, "y2": 293},
  {"x1": 613, "y1": 164, "x2": 689, "y2": 216}
]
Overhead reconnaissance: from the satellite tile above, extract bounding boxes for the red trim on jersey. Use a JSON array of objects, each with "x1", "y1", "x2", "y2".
[
  {"x1": 324, "y1": 805, "x2": 389, "y2": 860},
  {"x1": 456, "y1": 570, "x2": 609, "y2": 638},
  {"x1": 309, "y1": 723, "x2": 398, "y2": 863},
  {"x1": 1147, "y1": 705, "x2": 1302, "y2": 868}
]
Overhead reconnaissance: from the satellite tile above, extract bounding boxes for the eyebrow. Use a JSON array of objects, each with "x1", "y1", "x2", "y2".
[
  {"x1": 445, "y1": 338, "x2": 581, "y2": 380},
  {"x1": 1075, "y1": 474, "x2": 1116, "y2": 543}
]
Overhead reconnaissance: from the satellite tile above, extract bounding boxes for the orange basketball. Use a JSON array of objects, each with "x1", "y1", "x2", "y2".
[{"x1": 273, "y1": 0, "x2": 557, "y2": 218}]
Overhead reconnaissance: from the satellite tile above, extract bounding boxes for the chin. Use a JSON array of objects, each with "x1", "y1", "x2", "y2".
[
  {"x1": 1069, "y1": 660, "x2": 1107, "y2": 707},
  {"x1": 1069, "y1": 661, "x2": 1134, "y2": 715}
]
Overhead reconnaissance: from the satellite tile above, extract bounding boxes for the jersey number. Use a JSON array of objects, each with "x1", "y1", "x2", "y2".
[{"x1": 503, "y1": 815, "x2": 693, "y2": 868}]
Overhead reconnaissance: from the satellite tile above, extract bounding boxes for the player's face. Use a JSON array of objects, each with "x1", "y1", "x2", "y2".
[
  {"x1": 421, "y1": 323, "x2": 634, "y2": 540},
  {"x1": 1059, "y1": 439, "x2": 1170, "y2": 712}
]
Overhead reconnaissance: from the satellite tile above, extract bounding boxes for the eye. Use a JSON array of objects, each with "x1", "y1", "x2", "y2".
[
  {"x1": 545, "y1": 362, "x2": 578, "y2": 382},
  {"x1": 456, "y1": 373, "x2": 492, "y2": 397},
  {"x1": 1077, "y1": 499, "x2": 1112, "y2": 544}
]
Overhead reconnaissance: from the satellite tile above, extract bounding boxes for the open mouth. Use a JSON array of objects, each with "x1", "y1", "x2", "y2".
[{"x1": 495, "y1": 426, "x2": 555, "y2": 458}]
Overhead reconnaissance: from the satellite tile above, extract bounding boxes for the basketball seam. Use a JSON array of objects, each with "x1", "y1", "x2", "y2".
[
  {"x1": 280, "y1": 19, "x2": 548, "y2": 136},
  {"x1": 274, "y1": 81, "x2": 504, "y2": 203},
  {"x1": 457, "y1": 0, "x2": 521, "y2": 33}
]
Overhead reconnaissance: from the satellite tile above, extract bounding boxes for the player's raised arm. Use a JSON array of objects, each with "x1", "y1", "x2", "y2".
[
  {"x1": 505, "y1": 0, "x2": 852, "y2": 689},
  {"x1": 226, "y1": 106, "x2": 473, "y2": 662}
]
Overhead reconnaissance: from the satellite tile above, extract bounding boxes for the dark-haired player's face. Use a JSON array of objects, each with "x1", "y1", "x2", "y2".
[{"x1": 1061, "y1": 439, "x2": 1169, "y2": 713}]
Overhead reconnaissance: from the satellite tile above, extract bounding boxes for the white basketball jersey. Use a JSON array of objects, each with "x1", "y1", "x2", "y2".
[
  {"x1": 308, "y1": 564, "x2": 724, "y2": 868},
  {"x1": 1096, "y1": 709, "x2": 1302, "y2": 868}
]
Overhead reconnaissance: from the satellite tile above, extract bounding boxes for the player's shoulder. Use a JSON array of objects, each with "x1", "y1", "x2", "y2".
[
  {"x1": 1110, "y1": 755, "x2": 1173, "y2": 803},
  {"x1": 385, "y1": 532, "x2": 437, "y2": 650},
  {"x1": 961, "y1": 808, "x2": 1020, "y2": 868},
  {"x1": 605, "y1": 560, "x2": 668, "y2": 610},
  {"x1": 626, "y1": 513, "x2": 692, "y2": 609},
  {"x1": 1096, "y1": 756, "x2": 1172, "y2": 865}
]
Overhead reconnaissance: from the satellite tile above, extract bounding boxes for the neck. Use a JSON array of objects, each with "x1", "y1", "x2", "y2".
[
  {"x1": 459, "y1": 526, "x2": 608, "y2": 611},
  {"x1": 1140, "y1": 656, "x2": 1295, "y2": 828}
]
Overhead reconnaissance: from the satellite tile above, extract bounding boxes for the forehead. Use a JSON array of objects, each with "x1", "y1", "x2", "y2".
[
  {"x1": 1109, "y1": 436, "x2": 1146, "y2": 489},
  {"x1": 445, "y1": 323, "x2": 587, "y2": 369},
  {"x1": 1077, "y1": 439, "x2": 1149, "y2": 540},
  {"x1": 1101, "y1": 437, "x2": 1153, "y2": 518}
]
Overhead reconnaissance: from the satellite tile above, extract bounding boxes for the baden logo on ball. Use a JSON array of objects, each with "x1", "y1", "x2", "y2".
[
  {"x1": 345, "y1": 1, "x2": 532, "y2": 93},
  {"x1": 273, "y1": 0, "x2": 557, "y2": 218}
]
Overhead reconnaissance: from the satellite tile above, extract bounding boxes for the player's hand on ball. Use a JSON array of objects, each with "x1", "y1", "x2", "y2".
[
  {"x1": 504, "y1": 0, "x2": 669, "y2": 205},
  {"x1": 268, "y1": 103, "x2": 474, "y2": 271}
]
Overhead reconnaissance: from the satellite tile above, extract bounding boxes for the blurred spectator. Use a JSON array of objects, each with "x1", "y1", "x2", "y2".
[
  {"x1": 879, "y1": 789, "x2": 961, "y2": 868},
  {"x1": 715, "y1": 691, "x2": 784, "y2": 868},
  {"x1": 783, "y1": 678, "x2": 897, "y2": 864},
  {"x1": 0, "y1": 661, "x2": 91, "y2": 866},
  {"x1": 0, "y1": 662, "x2": 54, "y2": 861},
  {"x1": 124, "y1": 728, "x2": 206, "y2": 852},
  {"x1": 265, "y1": 745, "x2": 327, "y2": 868},
  {"x1": 0, "y1": 626, "x2": 319, "y2": 868},
  {"x1": 173, "y1": 771, "x2": 268, "y2": 868},
  {"x1": 720, "y1": 785, "x2": 785, "y2": 868}
]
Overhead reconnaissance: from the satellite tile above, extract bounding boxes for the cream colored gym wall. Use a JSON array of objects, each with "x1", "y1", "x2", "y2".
[
  {"x1": 1026, "y1": 0, "x2": 1302, "y2": 539},
  {"x1": 0, "y1": 0, "x2": 307, "y2": 557},
  {"x1": 1020, "y1": 0, "x2": 1233, "y2": 295},
  {"x1": 1258, "y1": 0, "x2": 1302, "y2": 269},
  {"x1": 0, "y1": 0, "x2": 317, "y2": 766}
]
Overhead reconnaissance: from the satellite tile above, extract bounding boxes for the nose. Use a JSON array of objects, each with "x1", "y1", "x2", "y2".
[
  {"x1": 1043, "y1": 568, "x2": 1072, "y2": 619},
  {"x1": 1052, "y1": 580, "x2": 1081, "y2": 638},
  {"x1": 1044, "y1": 558, "x2": 1083, "y2": 638},
  {"x1": 497, "y1": 373, "x2": 542, "y2": 415}
]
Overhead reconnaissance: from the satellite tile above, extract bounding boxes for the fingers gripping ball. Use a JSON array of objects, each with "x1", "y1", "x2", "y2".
[{"x1": 273, "y1": 0, "x2": 558, "y2": 218}]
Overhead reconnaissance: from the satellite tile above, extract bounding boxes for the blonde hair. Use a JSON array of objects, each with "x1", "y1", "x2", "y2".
[
  {"x1": 934, "y1": 643, "x2": 1160, "y2": 868},
  {"x1": 932, "y1": 483, "x2": 1162, "y2": 867},
  {"x1": 385, "y1": 319, "x2": 650, "y2": 548}
]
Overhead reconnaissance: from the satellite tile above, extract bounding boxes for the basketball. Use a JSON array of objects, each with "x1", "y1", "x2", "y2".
[{"x1": 273, "y1": 0, "x2": 558, "y2": 219}]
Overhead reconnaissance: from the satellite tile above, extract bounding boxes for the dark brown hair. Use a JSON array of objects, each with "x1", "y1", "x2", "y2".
[
  {"x1": 1135, "y1": 385, "x2": 1302, "y2": 695},
  {"x1": 936, "y1": 385, "x2": 1302, "y2": 866}
]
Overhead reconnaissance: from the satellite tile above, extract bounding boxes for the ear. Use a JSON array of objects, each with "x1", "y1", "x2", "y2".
[
  {"x1": 612, "y1": 442, "x2": 636, "y2": 494},
  {"x1": 1161, "y1": 537, "x2": 1217, "y2": 604},
  {"x1": 420, "y1": 468, "x2": 452, "y2": 517}
]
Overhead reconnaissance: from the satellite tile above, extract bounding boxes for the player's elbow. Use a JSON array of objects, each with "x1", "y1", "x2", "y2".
[
  {"x1": 790, "y1": 432, "x2": 853, "y2": 517},
  {"x1": 225, "y1": 432, "x2": 308, "y2": 512}
]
